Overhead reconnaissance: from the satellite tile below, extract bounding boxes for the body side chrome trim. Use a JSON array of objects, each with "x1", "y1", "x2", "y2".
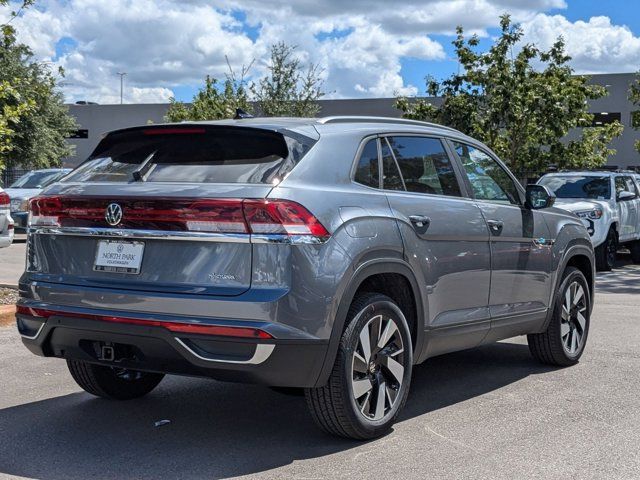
[
  {"x1": 31, "y1": 226, "x2": 250, "y2": 243},
  {"x1": 29, "y1": 227, "x2": 329, "y2": 245},
  {"x1": 174, "y1": 338, "x2": 276, "y2": 365}
]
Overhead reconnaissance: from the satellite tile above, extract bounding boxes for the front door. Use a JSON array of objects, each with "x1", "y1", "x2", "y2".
[
  {"x1": 450, "y1": 141, "x2": 553, "y2": 339},
  {"x1": 614, "y1": 175, "x2": 639, "y2": 241},
  {"x1": 380, "y1": 135, "x2": 491, "y2": 359}
]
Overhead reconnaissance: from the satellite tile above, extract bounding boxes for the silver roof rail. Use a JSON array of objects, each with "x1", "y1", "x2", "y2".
[{"x1": 317, "y1": 116, "x2": 460, "y2": 133}]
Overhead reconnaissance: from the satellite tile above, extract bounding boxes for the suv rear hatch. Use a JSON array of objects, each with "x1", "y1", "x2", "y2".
[{"x1": 27, "y1": 124, "x2": 316, "y2": 296}]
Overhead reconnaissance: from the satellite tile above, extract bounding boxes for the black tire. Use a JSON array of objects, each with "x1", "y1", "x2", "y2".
[
  {"x1": 528, "y1": 267, "x2": 591, "y2": 367},
  {"x1": 630, "y1": 241, "x2": 640, "y2": 263},
  {"x1": 305, "y1": 293, "x2": 413, "y2": 440},
  {"x1": 67, "y1": 360, "x2": 164, "y2": 400},
  {"x1": 595, "y1": 228, "x2": 617, "y2": 271}
]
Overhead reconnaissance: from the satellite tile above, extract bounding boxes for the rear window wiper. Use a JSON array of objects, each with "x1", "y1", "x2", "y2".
[{"x1": 132, "y1": 151, "x2": 156, "y2": 182}]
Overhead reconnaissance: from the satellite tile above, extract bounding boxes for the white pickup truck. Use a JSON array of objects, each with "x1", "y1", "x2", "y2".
[{"x1": 538, "y1": 171, "x2": 640, "y2": 271}]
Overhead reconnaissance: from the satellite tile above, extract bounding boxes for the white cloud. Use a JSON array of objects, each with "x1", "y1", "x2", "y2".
[
  {"x1": 522, "y1": 14, "x2": 640, "y2": 74},
  {"x1": 5, "y1": 0, "x2": 638, "y2": 103}
]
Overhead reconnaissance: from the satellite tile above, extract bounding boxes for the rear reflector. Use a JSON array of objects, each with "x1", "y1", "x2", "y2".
[
  {"x1": 0, "y1": 191, "x2": 9, "y2": 207},
  {"x1": 29, "y1": 196, "x2": 330, "y2": 239},
  {"x1": 16, "y1": 305, "x2": 273, "y2": 339}
]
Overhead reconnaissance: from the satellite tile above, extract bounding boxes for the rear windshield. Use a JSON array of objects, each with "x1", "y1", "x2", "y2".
[
  {"x1": 11, "y1": 171, "x2": 67, "y2": 189},
  {"x1": 538, "y1": 175, "x2": 611, "y2": 200},
  {"x1": 64, "y1": 126, "x2": 315, "y2": 184}
]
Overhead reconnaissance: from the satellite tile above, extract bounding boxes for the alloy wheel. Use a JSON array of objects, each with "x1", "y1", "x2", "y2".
[
  {"x1": 351, "y1": 314, "x2": 405, "y2": 421},
  {"x1": 560, "y1": 281, "x2": 588, "y2": 355}
]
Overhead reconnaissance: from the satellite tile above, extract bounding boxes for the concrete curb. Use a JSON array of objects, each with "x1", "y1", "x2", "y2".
[
  {"x1": 0, "y1": 284, "x2": 18, "y2": 290},
  {"x1": 0, "y1": 304, "x2": 16, "y2": 327}
]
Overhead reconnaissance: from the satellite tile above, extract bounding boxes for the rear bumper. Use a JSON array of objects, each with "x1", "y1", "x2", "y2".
[{"x1": 17, "y1": 304, "x2": 329, "y2": 387}]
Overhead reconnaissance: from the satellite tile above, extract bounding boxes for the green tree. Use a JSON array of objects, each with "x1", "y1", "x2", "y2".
[
  {"x1": 0, "y1": 1, "x2": 76, "y2": 171},
  {"x1": 396, "y1": 14, "x2": 622, "y2": 175},
  {"x1": 251, "y1": 42, "x2": 324, "y2": 117},
  {"x1": 629, "y1": 72, "x2": 640, "y2": 155},
  {"x1": 0, "y1": 81, "x2": 33, "y2": 170},
  {"x1": 165, "y1": 63, "x2": 251, "y2": 122}
]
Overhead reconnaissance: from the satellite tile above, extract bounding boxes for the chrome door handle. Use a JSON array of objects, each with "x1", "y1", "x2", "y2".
[
  {"x1": 409, "y1": 215, "x2": 431, "y2": 233},
  {"x1": 487, "y1": 220, "x2": 504, "y2": 235}
]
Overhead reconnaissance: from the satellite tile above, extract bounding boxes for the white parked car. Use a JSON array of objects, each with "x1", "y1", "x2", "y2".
[
  {"x1": 5, "y1": 168, "x2": 72, "y2": 232},
  {"x1": 0, "y1": 186, "x2": 14, "y2": 248},
  {"x1": 538, "y1": 171, "x2": 640, "y2": 271}
]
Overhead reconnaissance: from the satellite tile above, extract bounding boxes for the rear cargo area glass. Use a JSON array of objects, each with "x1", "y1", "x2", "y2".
[{"x1": 65, "y1": 126, "x2": 314, "y2": 184}]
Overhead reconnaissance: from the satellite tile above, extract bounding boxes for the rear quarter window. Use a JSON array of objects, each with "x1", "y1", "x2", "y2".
[
  {"x1": 65, "y1": 126, "x2": 315, "y2": 184},
  {"x1": 354, "y1": 139, "x2": 380, "y2": 188}
]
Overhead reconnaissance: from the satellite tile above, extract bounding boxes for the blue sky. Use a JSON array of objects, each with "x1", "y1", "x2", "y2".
[{"x1": 2, "y1": 0, "x2": 639, "y2": 104}]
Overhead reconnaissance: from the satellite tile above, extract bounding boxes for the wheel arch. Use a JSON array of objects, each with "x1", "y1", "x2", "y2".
[
  {"x1": 539, "y1": 242, "x2": 595, "y2": 333},
  {"x1": 313, "y1": 259, "x2": 425, "y2": 387}
]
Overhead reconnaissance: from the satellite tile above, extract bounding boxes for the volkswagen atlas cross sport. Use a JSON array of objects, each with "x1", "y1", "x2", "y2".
[{"x1": 17, "y1": 117, "x2": 595, "y2": 440}]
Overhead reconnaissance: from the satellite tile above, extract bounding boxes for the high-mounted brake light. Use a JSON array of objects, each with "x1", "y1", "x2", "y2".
[
  {"x1": 16, "y1": 306, "x2": 273, "y2": 339},
  {"x1": 0, "y1": 191, "x2": 9, "y2": 208},
  {"x1": 28, "y1": 196, "x2": 330, "y2": 240},
  {"x1": 143, "y1": 128, "x2": 206, "y2": 135}
]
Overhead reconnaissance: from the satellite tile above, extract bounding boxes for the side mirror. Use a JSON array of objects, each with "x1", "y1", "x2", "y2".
[
  {"x1": 526, "y1": 184, "x2": 556, "y2": 210},
  {"x1": 617, "y1": 191, "x2": 636, "y2": 202}
]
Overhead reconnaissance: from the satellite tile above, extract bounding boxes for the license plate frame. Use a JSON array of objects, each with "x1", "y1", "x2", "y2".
[{"x1": 93, "y1": 240, "x2": 145, "y2": 274}]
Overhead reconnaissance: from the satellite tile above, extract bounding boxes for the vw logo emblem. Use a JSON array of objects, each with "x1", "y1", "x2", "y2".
[{"x1": 105, "y1": 203, "x2": 123, "y2": 226}]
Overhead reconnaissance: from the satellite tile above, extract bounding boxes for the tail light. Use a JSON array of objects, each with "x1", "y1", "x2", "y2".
[
  {"x1": 243, "y1": 200, "x2": 330, "y2": 237},
  {"x1": 0, "y1": 191, "x2": 9, "y2": 208},
  {"x1": 29, "y1": 196, "x2": 329, "y2": 240}
]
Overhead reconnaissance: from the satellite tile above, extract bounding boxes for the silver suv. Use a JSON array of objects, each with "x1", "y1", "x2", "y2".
[{"x1": 18, "y1": 117, "x2": 595, "y2": 439}]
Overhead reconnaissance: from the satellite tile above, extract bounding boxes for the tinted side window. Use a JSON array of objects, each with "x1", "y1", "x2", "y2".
[
  {"x1": 616, "y1": 176, "x2": 638, "y2": 198},
  {"x1": 454, "y1": 142, "x2": 520, "y2": 205},
  {"x1": 387, "y1": 136, "x2": 461, "y2": 196},
  {"x1": 381, "y1": 139, "x2": 404, "y2": 191},
  {"x1": 354, "y1": 139, "x2": 380, "y2": 188}
]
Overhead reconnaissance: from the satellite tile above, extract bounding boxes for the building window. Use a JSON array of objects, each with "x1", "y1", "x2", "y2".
[
  {"x1": 590, "y1": 112, "x2": 621, "y2": 126},
  {"x1": 67, "y1": 129, "x2": 89, "y2": 139}
]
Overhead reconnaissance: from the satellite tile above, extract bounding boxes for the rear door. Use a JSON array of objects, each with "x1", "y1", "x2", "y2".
[
  {"x1": 381, "y1": 135, "x2": 492, "y2": 357},
  {"x1": 27, "y1": 125, "x2": 313, "y2": 296},
  {"x1": 450, "y1": 141, "x2": 553, "y2": 334}
]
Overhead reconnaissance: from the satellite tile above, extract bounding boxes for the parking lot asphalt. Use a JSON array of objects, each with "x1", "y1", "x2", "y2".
[
  {"x1": 0, "y1": 236, "x2": 25, "y2": 286},
  {"x1": 0, "y1": 246, "x2": 639, "y2": 479}
]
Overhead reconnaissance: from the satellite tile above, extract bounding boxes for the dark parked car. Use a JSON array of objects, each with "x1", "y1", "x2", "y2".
[{"x1": 18, "y1": 117, "x2": 595, "y2": 439}]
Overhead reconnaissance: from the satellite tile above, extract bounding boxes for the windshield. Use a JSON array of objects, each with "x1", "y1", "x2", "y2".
[
  {"x1": 10, "y1": 171, "x2": 66, "y2": 189},
  {"x1": 64, "y1": 126, "x2": 314, "y2": 184},
  {"x1": 538, "y1": 175, "x2": 611, "y2": 200}
]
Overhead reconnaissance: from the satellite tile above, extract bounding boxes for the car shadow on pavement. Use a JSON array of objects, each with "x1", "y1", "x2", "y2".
[
  {"x1": 596, "y1": 253, "x2": 640, "y2": 295},
  {"x1": 0, "y1": 342, "x2": 555, "y2": 480}
]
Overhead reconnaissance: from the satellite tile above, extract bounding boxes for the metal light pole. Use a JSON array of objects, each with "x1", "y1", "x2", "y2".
[{"x1": 116, "y1": 72, "x2": 127, "y2": 104}]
